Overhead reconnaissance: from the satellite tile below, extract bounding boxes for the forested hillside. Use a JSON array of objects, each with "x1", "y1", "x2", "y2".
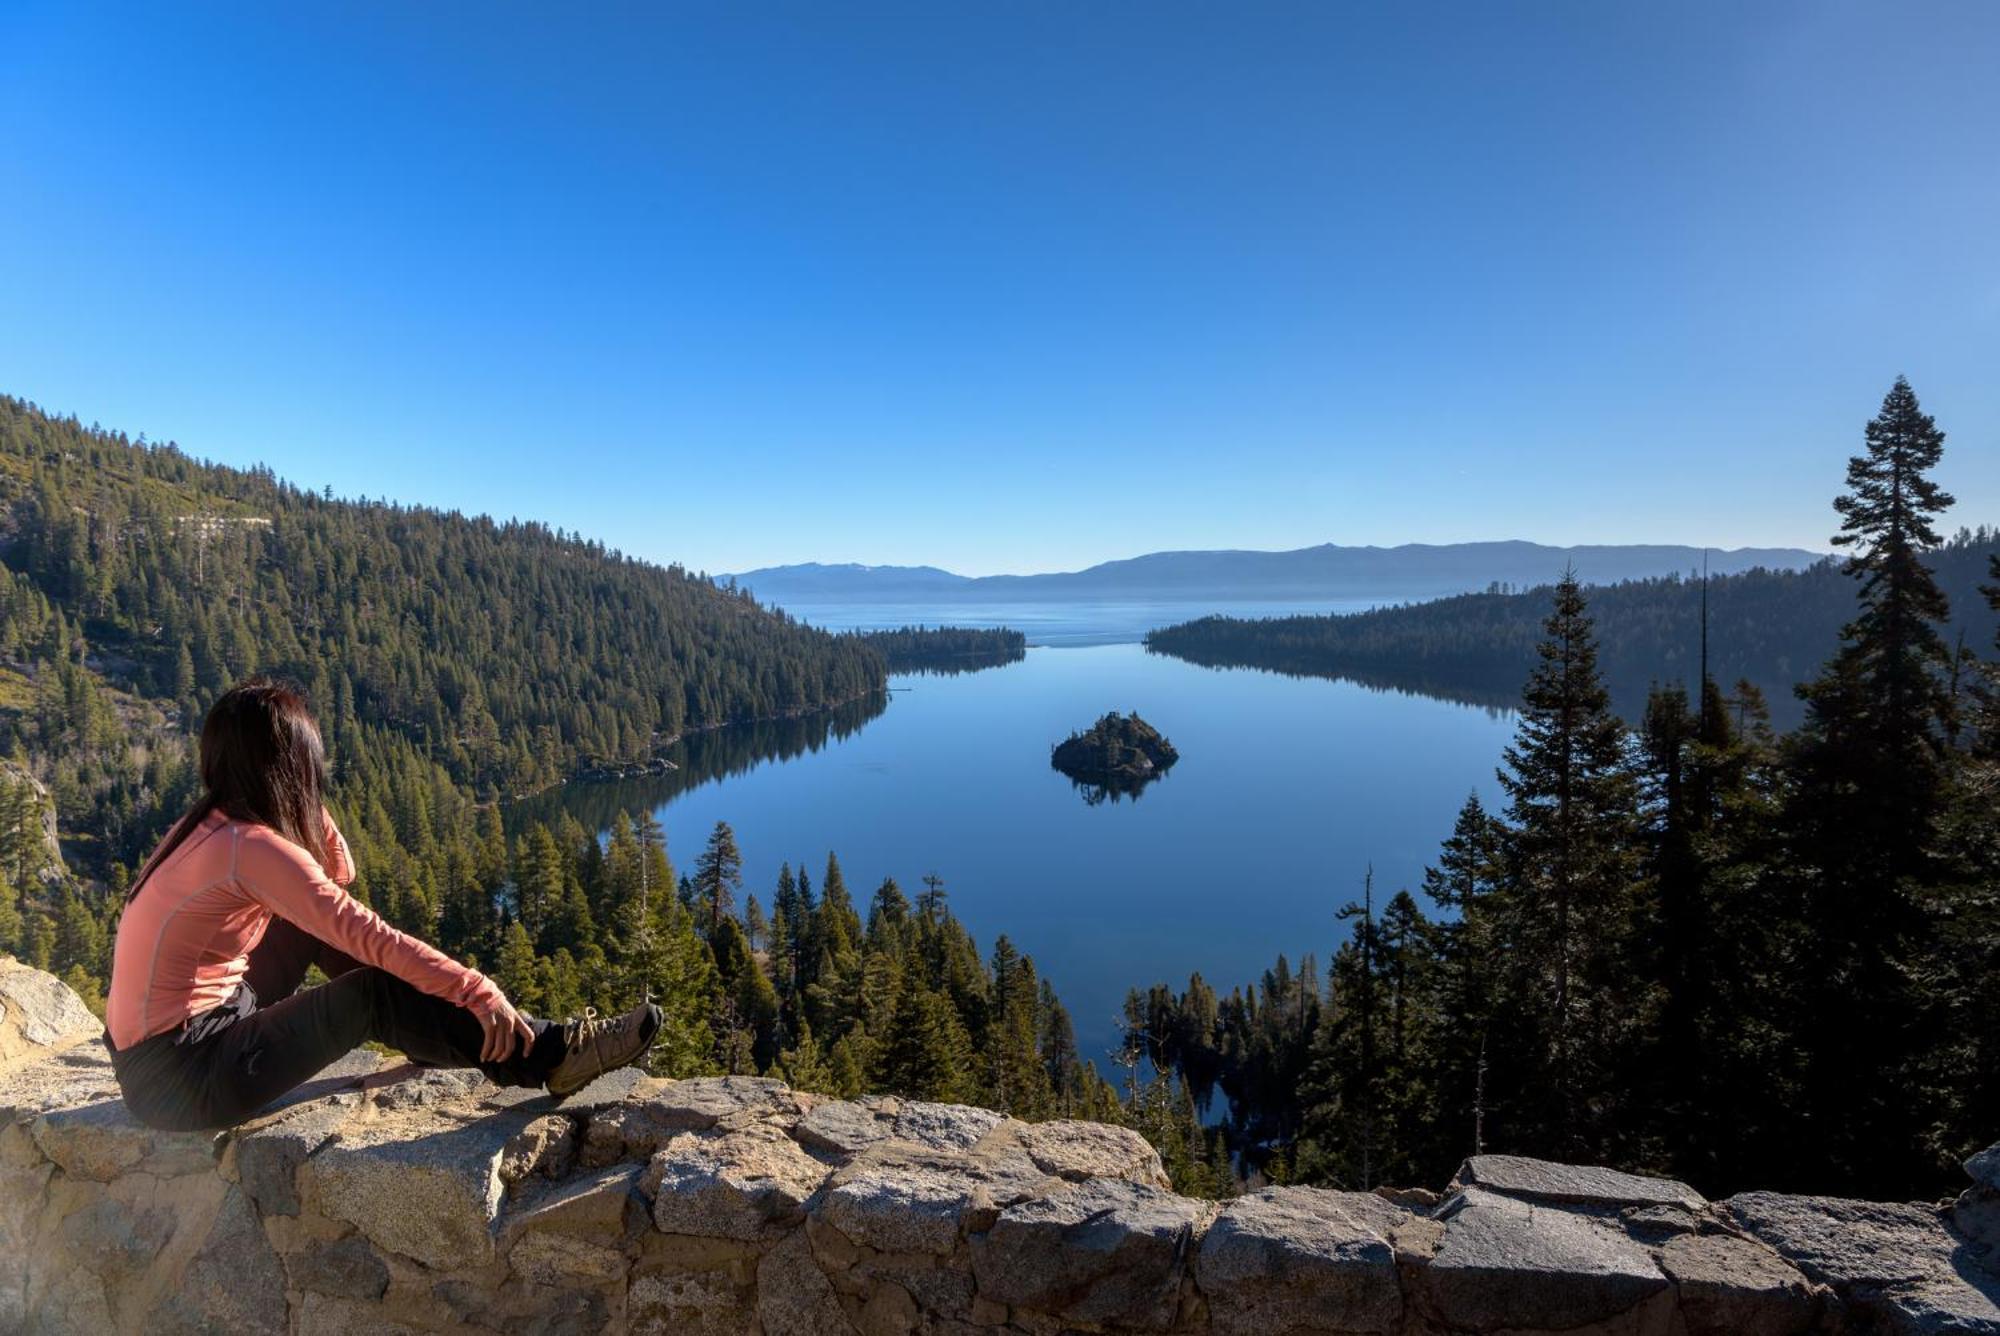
[
  {"x1": 1127, "y1": 379, "x2": 2000, "y2": 1202},
  {"x1": 1148, "y1": 532, "x2": 2000, "y2": 722},
  {"x1": 0, "y1": 395, "x2": 883, "y2": 875}
]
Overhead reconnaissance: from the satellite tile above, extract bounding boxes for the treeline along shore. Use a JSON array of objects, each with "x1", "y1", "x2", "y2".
[
  {"x1": 1146, "y1": 529, "x2": 2000, "y2": 723},
  {"x1": 854, "y1": 625, "x2": 1027, "y2": 675}
]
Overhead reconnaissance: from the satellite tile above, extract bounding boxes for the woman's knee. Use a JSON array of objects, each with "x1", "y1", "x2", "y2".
[{"x1": 319, "y1": 965, "x2": 402, "y2": 1030}]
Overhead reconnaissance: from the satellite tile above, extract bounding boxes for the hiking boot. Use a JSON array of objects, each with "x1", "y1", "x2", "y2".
[{"x1": 546, "y1": 1002, "x2": 664, "y2": 1097}]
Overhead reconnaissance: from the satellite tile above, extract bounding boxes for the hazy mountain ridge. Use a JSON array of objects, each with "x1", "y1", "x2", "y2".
[{"x1": 731, "y1": 541, "x2": 1824, "y2": 604}]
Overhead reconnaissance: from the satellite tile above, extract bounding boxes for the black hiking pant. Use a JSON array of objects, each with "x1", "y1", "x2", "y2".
[{"x1": 107, "y1": 916, "x2": 564, "y2": 1131}]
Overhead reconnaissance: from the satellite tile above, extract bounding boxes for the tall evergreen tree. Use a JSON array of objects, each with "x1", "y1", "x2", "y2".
[
  {"x1": 1424, "y1": 793, "x2": 1505, "y2": 1162},
  {"x1": 693, "y1": 821, "x2": 743, "y2": 940},
  {"x1": 1783, "y1": 378, "x2": 1959, "y2": 1194},
  {"x1": 1799, "y1": 375, "x2": 1958, "y2": 868},
  {"x1": 1493, "y1": 573, "x2": 1647, "y2": 1159}
]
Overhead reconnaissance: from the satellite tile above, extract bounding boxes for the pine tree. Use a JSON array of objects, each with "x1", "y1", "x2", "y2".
[
  {"x1": 1494, "y1": 573, "x2": 1647, "y2": 1159},
  {"x1": 1640, "y1": 681, "x2": 1704, "y2": 1148},
  {"x1": 874, "y1": 977, "x2": 971, "y2": 1102},
  {"x1": 0, "y1": 865, "x2": 21, "y2": 956},
  {"x1": 987, "y1": 936, "x2": 1055, "y2": 1118},
  {"x1": 693, "y1": 821, "x2": 743, "y2": 940},
  {"x1": 52, "y1": 888, "x2": 105, "y2": 978},
  {"x1": 1798, "y1": 375, "x2": 1958, "y2": 874},
  {"x1": 514, "y1": 825, "x2": 567, "y2": 946},
  {"x1": 1297, "y1": 876, "x2": 1385, "y2": 1188},
  {"x1": 492, "y1": 920, "x2": 542, "y2": 1015},
  {"x1": 62, "y1": 963, "x2": 105, "y2": 1018},
  {"x1": 768, "y1": 863, "x2": 799, "y2": 1003},
  {"x1": 775, "y1": 1014, "x2": 836, "y2": 1094},
  {"x1": 544, "y1": 881, "x2": 596, "y2": 957},
  {"x1": 19, "y1": 909, "x2": 54, "y2": 971},
  {"x1": 708, "y1": 915, "x2": 778, "y2": 1072},
  {"x1": 1425, "y1": 793, "x2": 1505, "y2": 1161},
  {"x1": 633, "y1": 897, "x2": 717, "y2": 1079},
  {"x1": 1039, "y1": 981, "x2": 1084, "y2": 1116},
  {"x1": 1783, "y1": 378, "x2": 1959, "y2": 1194}
]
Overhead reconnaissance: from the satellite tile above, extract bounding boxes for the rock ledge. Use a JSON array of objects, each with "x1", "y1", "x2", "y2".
[{"x1": 1, "y1": 962, "x2": 1995, "y2": 1334}]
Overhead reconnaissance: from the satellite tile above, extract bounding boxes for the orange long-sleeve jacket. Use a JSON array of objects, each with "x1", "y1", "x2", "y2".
[{"x1": 107, "y1": 806, "x2": 502, "y2": 1049}]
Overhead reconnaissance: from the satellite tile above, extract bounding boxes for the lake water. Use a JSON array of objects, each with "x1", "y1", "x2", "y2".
[{"x1": 534, "y1": 614, "x2": 1517, "y2": 1063}]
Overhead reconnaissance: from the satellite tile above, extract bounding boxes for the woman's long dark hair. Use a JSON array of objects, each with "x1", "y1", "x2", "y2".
[{"x1": 126, "y1": 678, "x2": 332, "y2": 901}]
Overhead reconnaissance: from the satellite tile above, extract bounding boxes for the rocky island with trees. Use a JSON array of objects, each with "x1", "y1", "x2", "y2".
[{"x1": 1051, "y1": 711, "x2": 1180, "y2": 801}]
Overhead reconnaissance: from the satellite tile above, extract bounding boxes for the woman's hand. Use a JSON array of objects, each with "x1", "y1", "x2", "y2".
[{"x1": 477, "y1": 990, "x2": 537, "y2": 1063}]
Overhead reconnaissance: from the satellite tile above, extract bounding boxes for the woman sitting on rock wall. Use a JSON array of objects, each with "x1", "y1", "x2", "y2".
[{"x1": 104, "y1": 678, "x2": 660, "y2": 1131}]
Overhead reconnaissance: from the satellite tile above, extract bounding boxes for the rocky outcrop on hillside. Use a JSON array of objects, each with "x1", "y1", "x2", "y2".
[
  {"x1": 0, "y1": 766, "x2": 67, "y2": 887},
  {"x1": 0, "y1": 954, "x2": 97, "y2": 1072},
  {"x1": 1, "y1": 960, "x2": 1997, "y2": 1334}
]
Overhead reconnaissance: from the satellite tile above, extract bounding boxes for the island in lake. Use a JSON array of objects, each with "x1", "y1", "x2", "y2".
[{"x1": 1051, "y1": 711, "x2": 1179, "y2": 803}]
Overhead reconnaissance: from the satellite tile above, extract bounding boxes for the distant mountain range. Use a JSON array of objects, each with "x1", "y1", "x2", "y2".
[{"x1": 729, "y1": 542, "x2": 1825, "y2": 605}]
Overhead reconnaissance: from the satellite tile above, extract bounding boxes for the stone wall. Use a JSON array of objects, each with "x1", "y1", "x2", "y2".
[{"x1": 2, "y1": 957, "x2": 1997, "y2": 1335}]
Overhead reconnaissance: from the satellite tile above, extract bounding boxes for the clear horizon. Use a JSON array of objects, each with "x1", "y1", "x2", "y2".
[{"x1": 3, "y1": 3, "x2": 1996, "y2": 577}]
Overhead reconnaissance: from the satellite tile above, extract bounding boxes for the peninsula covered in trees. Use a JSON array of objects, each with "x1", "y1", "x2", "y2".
[
  {"x1": 1146, "y1": 529, "x2": 1999, "y2": 723},
  {"x1": 855, "y1": 625, "x2": 1026, "y2": 675},
  {"x1": 1122, "y1": 378, "x2": 2000, "y2": 1203},
  {"x1": 1051, "y1": 711, "x2": 1179, "y2": 801}
]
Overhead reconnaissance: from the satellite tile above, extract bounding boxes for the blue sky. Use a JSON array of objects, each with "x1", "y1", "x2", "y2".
[{"x1": 2, "y1": 3, "x2": 1995, "y2": 576}]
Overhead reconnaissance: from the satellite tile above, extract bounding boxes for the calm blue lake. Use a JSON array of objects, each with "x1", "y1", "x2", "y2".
[{"x1": 538, "y1": 627, "x2": 1516, "y2": 1063}]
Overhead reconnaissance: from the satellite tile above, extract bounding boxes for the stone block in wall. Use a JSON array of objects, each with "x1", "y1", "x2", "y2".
[
  {"x1": 286, "y1": 1234, "x2": 393, "y2": 1302},
  {"x1": 1729, "y1": 1191, "x2": 2000, "y2": 1335},
  {"x1": 1196, "y1": 1185, "x2": 1405, "y2": 1335},
  {"x1": 1419, "y1": 1185, "x2": 1670, "y2": 1332},
  {"x1": 296, "y1": 1290, "x2": 422, "y2": 1336},
  {"x1": 1452, "y1": 1153, "x2": 1706, "y2": 1213},
  {"x1": 226, "y1": 1091, "x2": 362, "y2": 1217},
  {"x1": 643, "y1": 1121, "x2": 832, "y2": 1240},
  {"x1": 500, "y1": 1112, "x2": 578, "y2": 1186},
  {"x1": 0, "y1": 1159, "x2": 52, "y2": 1327},
  {"x1": 890, "y1": 1099, "x2": 1003, "y2": 1152},
  {"x1": 508, "y1": 1228, "x2": 628, "y2": 1287},
  {"x1": 579, "y1": 1073, "x2": 807, "y2": 1168},
  {"x1": 300, "y1": 1103, "x2": 535, "y2": 1270},
  {"x1": 31, "y1": 1094, "x2": 221, "y2": 1181},
  {"x1": 817, "y1": 1141, "x2": 1060, "y2": 1256},
  {"x1": 1656, "y1": 1231, "x2": 1818, "y2": 1336},
  {"x1": 628, "y1": 1253, "x2": 757, "y2": 1336},
  {"x1": 54, "y1": 1193, "x2": 176, "y2": 1282},
  {"x1": 794, "y1": 1098, "x2": 898, "y2": 1156},
  {"x1": 142, "y1": 1185, "x2": 288, "y2": 1336},
  {"x1": 500, "y1": 1160, "x2": 646, "y2": 1248},
  {"x1": 1004, "y1": 1117, "x2": 1172, "y2": 1190},
  {"x1": 756, "y1": 1226, "x2": 857, "y2": 1336},
  {"x1": 970, "y1": 1177, "x2": 1207, "y2": 1331}
]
